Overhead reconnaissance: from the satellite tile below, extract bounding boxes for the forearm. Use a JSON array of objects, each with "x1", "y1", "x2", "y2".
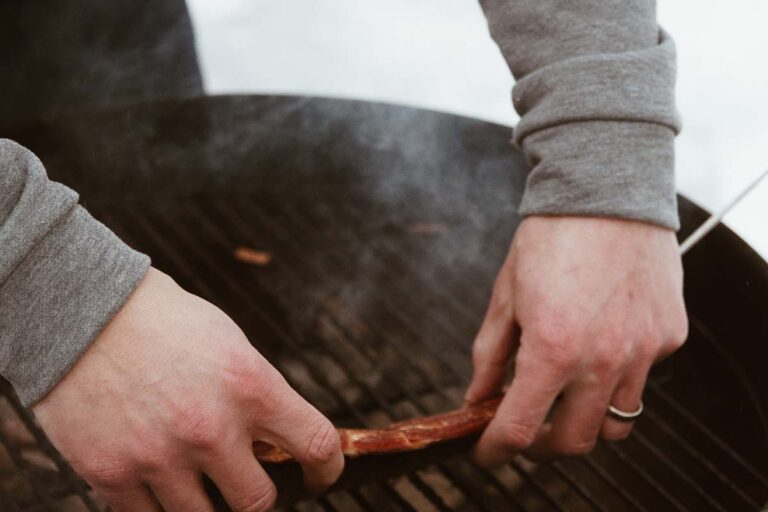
[
  {"x1": 479, "y1": 0, "x2": 681, "y2": 229},
  {"x1": 0, "y1": 139, "x2": 150, "y2": 406}
]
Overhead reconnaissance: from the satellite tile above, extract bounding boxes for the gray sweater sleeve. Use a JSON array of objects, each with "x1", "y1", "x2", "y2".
[
  {"x1": 480, "y1": 0, "x2": 682, "y2": 229},
  {"x1": 0, "y1": 139, "x2": 150, "y2": 406}
]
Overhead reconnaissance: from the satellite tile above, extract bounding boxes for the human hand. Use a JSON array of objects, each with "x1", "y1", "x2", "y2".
[
  {"x1": 32, "y1": 267, "x2": 343, "y2": 512},
  {"x1": 465, "y1": 216, "x2": 688, "y2": 465}
]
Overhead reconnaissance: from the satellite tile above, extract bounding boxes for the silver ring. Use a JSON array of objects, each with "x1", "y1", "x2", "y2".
[{"x1": 607, "y1": 400, "x2": 643, "y2": 421}]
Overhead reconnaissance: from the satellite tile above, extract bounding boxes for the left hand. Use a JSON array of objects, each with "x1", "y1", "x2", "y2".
[{"x1": 465, "y1": 216, "x2": 688, "y2": 465}]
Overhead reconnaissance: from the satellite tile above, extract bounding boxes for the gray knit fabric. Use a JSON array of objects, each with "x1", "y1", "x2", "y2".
[
  {"x1": 0, "y1": 0, "x2": 679, "y2": 406},
  {"x1": 480, "y1": 0, "x2": 681, "y2": 229},
  {"x1": 0, "y1": 140, "x2": 150, "y2": 405}
]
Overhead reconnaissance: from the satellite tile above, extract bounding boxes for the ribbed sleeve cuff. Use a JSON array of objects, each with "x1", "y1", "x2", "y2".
[
  {"x1": 518, "y1": 120, "x2": 680, "y2": 230},
  {"x1": 0, "y1": 206, "x2": 150, "y2": 406}
]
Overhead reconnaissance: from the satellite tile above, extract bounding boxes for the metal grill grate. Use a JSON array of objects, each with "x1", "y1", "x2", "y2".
[{"x1": 1, "y1": 190, "x2": 767, "y2": 511}]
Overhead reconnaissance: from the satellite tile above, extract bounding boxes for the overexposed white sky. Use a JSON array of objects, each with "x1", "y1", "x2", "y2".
[{"x1": 187, "y1": 0, "x2": 768, "y2": 259}]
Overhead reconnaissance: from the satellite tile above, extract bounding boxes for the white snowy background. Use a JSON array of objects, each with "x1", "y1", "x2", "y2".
[{"x1": 186, "y1": 0, "x2": 768, "y2": 259}]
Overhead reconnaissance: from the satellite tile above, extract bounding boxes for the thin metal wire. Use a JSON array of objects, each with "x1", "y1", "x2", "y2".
[{"x1": 679, "y1": 168, "x2": 768, "y2": 254}]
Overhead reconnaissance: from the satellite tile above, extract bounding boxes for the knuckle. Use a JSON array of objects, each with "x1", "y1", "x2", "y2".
[
  {"x1": 305, "y1": 420, "x2": 341, "y2": 466},
  {"x1": 638, "y1": 338, "x2": 662, "y2": 362},
  {"x1": 130, "y1": 430, "x2": 171, "y2": 473},
  {"x1": 81, "y1": 459, "x2": 134, "y2": 490},
  {"x1": 592, "y1": 346, "x2": 624, "y2": 375},
  {"x1": 530, "y1": 321, "x2": 580, "y2": 370},
  {"x1": 134, "y1": 445, "x2": 171, "y2": 474},
  {"x1": 224, "y1": 352, "x2": 279, "y2": 406},
  {"x1": 172, "y1": 405, "x2": 223, "y2": 451},
  {"x1": 539, "y1": 341, "x2": 578, "y2": 372},
  {"x1": 670, "y1": 317, "x2": 689, "y2": 347},
  {"x1": 232, "y1": 481, "x2": 277, "y2": 512}
]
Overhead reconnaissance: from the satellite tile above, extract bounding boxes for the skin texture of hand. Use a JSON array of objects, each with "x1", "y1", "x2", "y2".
[
  {"x1": 466, "y1": 216, "x2": 688, "y2": 466},
  {"x1": 32, "y1": 267, "x2": 343, "y2": 512}
]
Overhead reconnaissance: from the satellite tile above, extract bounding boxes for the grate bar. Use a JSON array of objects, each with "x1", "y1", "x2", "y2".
[
  {"x1": 380, "y1": 483, "x2": 421, "y2": 512},
  {"x1": 406, "y1": 474, "x2": 454, "y2": 512},
  {"x1": 333, "y1": 200, "x2": 493, "y2": 318},
  {"x1": 650, "y1": 370, "x2": 768, "y2": 488},
  {"x1": 577, "y1": 456, "x2": 648, "y2": 512},
  {"x1": 549, "y1": 461, "x2": 607, "y2": 512},
  {"x1": 640, "y1": 406, "x2": 761, "y2": 509},
  {"x1": 631, "y1": 429, "x2": 730, "y2": 512},
  {"x1": 311, "y1": 200, "x2": 480, "y2": 370},
  {"x1": 602, "y1": 443, "x2": 688, "y2": 512},
  {"x1": 347, "y1": 488, "x2": 378, "y2": 510},
  {"x1": 507, "y1": 460, "x2": 569, "y2": 512},
  {"x1": 327, "y1": 201, "x2": 487, "y2": 329},
  {"x1": 315, "y1": 495, "x2": 340, "y2": 512}
]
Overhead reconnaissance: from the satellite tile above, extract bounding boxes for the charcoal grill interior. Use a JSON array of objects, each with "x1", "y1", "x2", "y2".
[{"x1": 1, "y1": 95, "x2": 767, "y2": 511}]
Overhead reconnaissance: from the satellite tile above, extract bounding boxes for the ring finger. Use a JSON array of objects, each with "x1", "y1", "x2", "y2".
[{"x1": 601, "y1": 362, "x2": 651, "y2": 441}]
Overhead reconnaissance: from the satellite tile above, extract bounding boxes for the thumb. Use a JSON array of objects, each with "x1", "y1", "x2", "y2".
[{"x1": 465, "y1": 284, "x2": 516, "y2": 404}]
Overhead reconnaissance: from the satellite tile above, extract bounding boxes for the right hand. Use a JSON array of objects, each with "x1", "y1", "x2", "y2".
[{"x1": 32, "y1": 267, "x2": 343, "y2": 512}]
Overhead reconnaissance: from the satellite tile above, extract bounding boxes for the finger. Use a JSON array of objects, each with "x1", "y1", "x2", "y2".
[
  {"x1": 473, "y1": 341, "x2": 567, "y2": 467},
  {"x1": 601, "y1": 362, "x2": 650, "y2": 442},
  {"x1": 204, "y1": 438, "x2": 277, "y2": 512},
  {"x1": 524, "y1": 374, "x2": 618, "y2": 461},
  {"x1": 465, "y1": 279, "x2": 516, "y2": 403},
  {"x1": 94, "y1": 483, "x2": 161, "y2": 512},
  {"x1": 150, "y1": 471, "x2": 214, "y2": 512},
  {"x1": 259, "y1": 386, "x2": 344, "y2": 493}
]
